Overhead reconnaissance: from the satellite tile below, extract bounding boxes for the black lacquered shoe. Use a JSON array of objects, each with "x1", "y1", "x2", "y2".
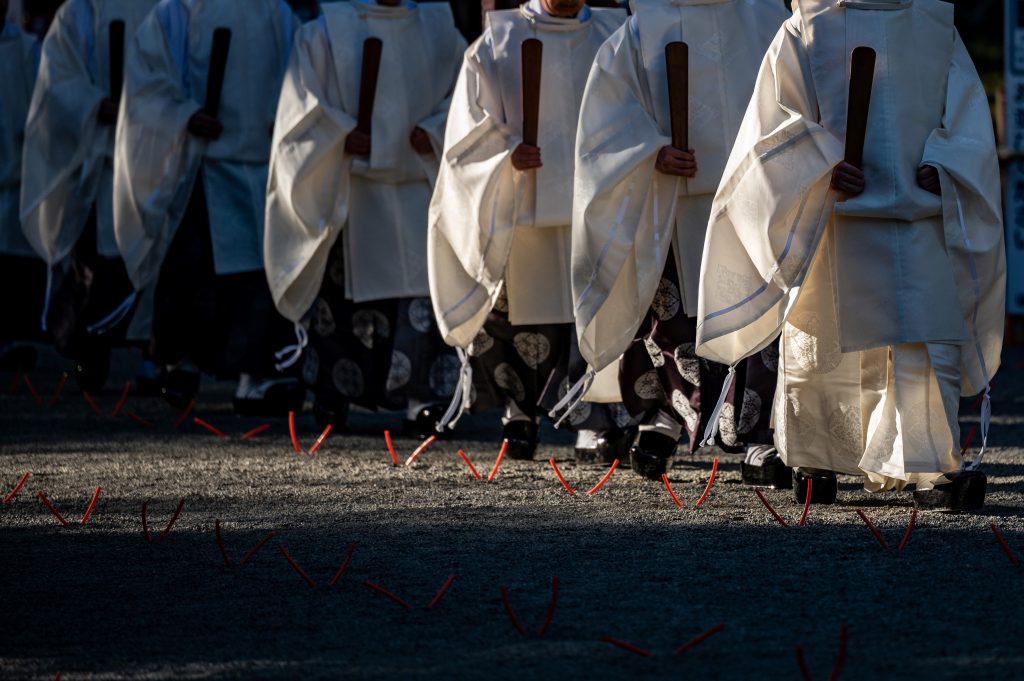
[
  {"x1": 629, "y1": 431, "x2": 677, "y2": 481},
  {"x1": 74, "y1": 345, "x2": 111, "y2": 395},
  {"x1": 741, "y1": 444, "x2": 792, "y2": 489},
  {"x1": 403, "y1": 404, "x2": 447, "y2": 440},
  {"x1": 793, "y1": 468, "x2": 838, "y2": 505},
  {"x1": 503, "y1": 420, "x2": 539, "y2": 460},
  {"x1": 233, "y1": 378, "x2": 306, "y2": 418},
  {"x1": 312, "y1": 399, "x2": 349, "y2": 430},
  {"x1": 595, "y1": 427, "x2": 637, "y2": 464},
  {"x1": 913, "y1": 470, "x2": 987, "y2": 512},
  {"x1": 161, "y1": 367, "x2": 200, "y2": 410}
]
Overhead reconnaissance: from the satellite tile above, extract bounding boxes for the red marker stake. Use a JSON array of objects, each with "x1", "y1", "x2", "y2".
[
  {"x1": 405, "y1": 434, "x2": 437, "y2": 466},
  {"x1": 429, "y1": 574, "x2": 457, "y2": 609},
  {"x1": 22, "y1": 374, "x2": 43, "y2": 406},
  {"x1": 694, "y1": 457, "x2": 719, "y2": 507},
  {"x1": 239, "y1": 531, "x2": 277, "y2": 566},
  {"x1": 309, "y1": 424, "x2": 334, "y2": 455},
  {"x1": 80, "y1": 487, "x2": 102, "y2": 524},
  {"x1": 548, "y1": 458, "x2": 577, "y2": 496},
  {"x1": 173, "y1": 400, "x2": 195, "y2": 429},
  {"x1": 364, "y1": 580, "x2": 412, "y2": 609},
  {"x1": 457, "y1": 450, "x2": 482, "y2": 480},
  {"x1": 159, "y1": 497, "x2": 186, "y2": 541},
  {"x1": 214, "y1": 519, "x2": 232, "y2": 566},
  {"x1": 3, "y1": 471, "x2": 31, "y2": 504},
  {"x1": 959, "y1": 425, "x2": 978, "y2": 456},
  {"x1": 279, "y1": 544, "x2": 318, "y2": 589},
  {"x1": 487, "y1": 440, "x2": 508, "y2": 482},
  {"x1": 798, "y1": 479, "x2": 813, "y2": 528},
  {"x1": 141, "y1": 502, "x2": 151, "y2": 542},
  {"x1": 288, "y1": 411, "x2": 302, "y2": 454},
  {"x1": 990, "y1": 523, "x2": 1020, "y2": 566},
  {"x1": 599, "y1": 635, "x2": 652, "y2": 657},
  {"x1": 37, "y1": 491, "x2": 69, "y2": 526},
  {"x1": 586, "y1": 459, "x2": 620, "y2": 496},
  {"x1": 384, "y1": 430, "x2": 400, "y2": 466},
  {"x1": 193, "y1": 417, "x2": 227, "y2": 439},
  {"x1": 127, "y1": 411, "x2": 156, "y2": 428},
  {"x1": 110, "y1": 381, "x2": 131, "y2": 417},
  {"x1": 675, "y1": 623, "x2": 726, "y2": 655},
  {"x1": 328, "y1": 542, "x2": 357, "y2": 587},
  {"x1": 754, "y1": 488, "x2": 789, "y2": 527},
  {"x1": 828, "y1": 623, "x2": 849, "y2": 681},
  {"x1": 500, "y1": 586, "x2": 527, "y2": 635},
  {"x1": 50, "y1": 372, "x2": 68, "y2": 405},
  {"x1": 897, "y1": 509, "x2": 917, "y2": 552},
  {"x1": 662, "y1": 473, "x2": 684, "y2": 508},
  {"x1": 855, "y1": 510, "x2": 889, "y2": 550},
  {"x1": 82, "y1": 391, "x2": 104, "y2": 417},
  {"x1": 241, "y1": 424, "x2": 271, "y2": 441},
  {"x1": 795, "y1": 644, "x2": 813, "y2": 681},
  {"x1": 537, "y1": 576, "x2": 559, "y2": 635}
]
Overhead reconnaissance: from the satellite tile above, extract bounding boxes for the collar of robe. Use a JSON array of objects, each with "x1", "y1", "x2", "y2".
[
  {"x1": 356, "y1": 1, "x2": 416, "y2": 20},
  {"x1": 518, "y1": 3, "x2": 592, "y2": 32},
  {"x1": 837, "y1": 0, "x2": 912, "y2": 9}
]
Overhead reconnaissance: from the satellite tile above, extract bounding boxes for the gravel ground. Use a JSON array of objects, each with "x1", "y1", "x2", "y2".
[{"x1": 1, "y1": 347, "x2": 1022, "y2": 681}]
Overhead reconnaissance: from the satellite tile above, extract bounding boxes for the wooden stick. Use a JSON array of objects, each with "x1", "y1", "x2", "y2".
[
  {"x1": 665, "y1": 42, "x2": 689, "y2": 150},
  {"x1": 356, "y1": 37, "x2": 383, "y2": 134},
  {"x1": 521, "y1": 39, "x2": 543, "y2": 147},
  {"x1": 204, "y1": 27, "x2": 232, "y2": 118},
  {"x1": 844, "y1": 46, "x2": 876, "y2": 168},
  {"x1": 109, "y1": 20, "x2": 126, "y2": 101}
]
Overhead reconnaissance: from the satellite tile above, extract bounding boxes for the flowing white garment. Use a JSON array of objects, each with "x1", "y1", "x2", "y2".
[
  {"x1": 428, "y1": 5, "x2": 625, "y2": 349},
  {"x1": 264, "y1": 0, "x2": 465, "y2": 323},
  {"x1": 697, "y1": 0, "x2": 1005, "y2": 485},
  {"x1": 0, "y1": 21, "x2": 36, "y2": 258},
  {"x1": 20, "y1": 0, "x2": 156, "y2": 264},
  {"x1": 114, "y1": 0, "x2": 296, "y2": 288},
  {"x1": 571, "y1": 0, "x2": 790, "y2": 381}
]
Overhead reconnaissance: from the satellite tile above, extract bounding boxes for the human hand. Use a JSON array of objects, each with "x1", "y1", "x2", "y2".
[
  {"x1": 655, "y1": 146, "x2": 697, "y2": 177},
  {"x1": 831, "y1": 161, "x2": 865, "y2": 195},
  {"x1": 410, "y1": 127, "x2": 433, "y2": 154},
  {"x1": 187, "y1": 110, "x2": 224, "y2": 140},
  {"x1": 511, "y1": 143, "x2": 542, "y2": 171},
  {"x1": 917, "y1": 164, "x2": 941, "y2": 196},
  {"x1": 97, "y1": 98, "x2": 120, "y2": 126},
  {"x1": 345, "y1": 130, "x2": 371, "y2": 156}
]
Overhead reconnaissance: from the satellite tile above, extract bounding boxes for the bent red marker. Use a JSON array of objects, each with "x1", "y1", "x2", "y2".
[
  {"x1": 110, "y1": 380, "x2": 131, "y2": 417},
  {"x1": 383, "y1": 430, "x2": 400, "y2": 466},
  {"x1": 828, "y1": 623, "x2": 848, "y2": 681},
  {"x1": 990, "y1": 523, "x2": 1020, "y2": 567},
  {"x1": 795, "y1": 643, "x2": 813, "y2": 681},
  {"x1": 694, "y1": 457, "x2": 719, "y2": 507},
  {"x1": 37, "y1": 491, "x2": 69, "y2": 526},
  {"x1": 798, "y1": 479, "x2": 813, "y2": 528},
  {"x1": 309, "y1": 424, "x2": 333, "y2": 455},
  {"x1": 855, "y1": 509, "x2": 889, "y2": 550},
  {"x1": 127, "y1": 411, "x2": 156, "y2": 428},
  {"x1": 173, "y1": 400, "x2": 195, "y2": 428},
  {"x1": 80, "y1": 487, "x2": 102, "y2": 524},
  {"x1": 500, "y1": 586, "x2": 527, "y2": 635},
  {"x1": 365, "y1": 580, "x2": 412, "y2": 609},
  {"x1": 22, "y1": 374, "x2": 43, "y2": 406},
  {"x1": 82, "y1": 391, "x2": 104, "y2": 417},
  {"x1": 753, "y1": 488, "x2": 789, "y2": 527},
  {"x1": 193, "y1": 417, "x2": 227, "y2": 439},
  {"x1": 158, "y1": 497, "x2": 186, "y2": 541},
  {"x1": 599, "y1": 635, "x2": 652, "y2": 657},
  {"x1": 897, "y1": 509, "x2": 917, "y2": 552},
  {"x1": 241, "y1": 424, "x2": 271, "y2": 441},
  {"x1": 537, "y1": 576, "x2": 559, "y2": 636},
  {"x1": 675, "y1": 623, "x2": 726, "y2": 655},
  {"x1": 586, "y1": 459, "x2": 620, "y2": 497},
  {"x1": 457, "y1": 450, "x2": 482, "y2": 480},
  {"x1": 548, "y1": 458, "x2": 576, "y2": 496},
  {"x1": 428, "y1": 574, "x2": 456, "y2": 609},
  {"x1": 279, "y1": 544, "x2": 318, "y2": 589},
  {"x1": 50, "y1": 372, "x2": 68, "y2": 406},
  {"x1": 487, "y1": 440, "x2": 509, "y2": 482},
  {"x1": 214, "y1": 519, "x2": 232, "y2": 566},
  {"x1": 328, "y1": 542, "x2": 357, "y2": 587},
  {"x1": 661, "y1": 473, "x2": 684, "y2": 508},
  {"x1": 288, "y1": 411, "x2": 302, "y2": 454},
  {"x1": 239, "y1": 531, "x2": 277, "y2": 566},
  {"x1": 405, "y1": 434, "x2": 437, "y2": 466},
  {"x1": 3, "y1": 471, "x2": 31, "y2": 504}
]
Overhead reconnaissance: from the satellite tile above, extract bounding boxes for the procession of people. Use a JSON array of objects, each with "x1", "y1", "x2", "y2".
[{"x1": 0, "y1": 0, "x2": 1007, "y2": 510}]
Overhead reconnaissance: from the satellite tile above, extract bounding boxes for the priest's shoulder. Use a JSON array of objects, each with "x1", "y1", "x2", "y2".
[{"x1": 483, "y1": 8, "x2": 528, "y2": 45}]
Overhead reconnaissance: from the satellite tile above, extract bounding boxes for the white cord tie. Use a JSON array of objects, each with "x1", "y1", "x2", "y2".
[
  {"x1": 274, "y1": 323, "x2": 308, "y2": 372},
  {"x1": 86, "y1": 291, "x2": 138, "y2": 335},
  {"x1": 700, "y1": 365, "x2": 737, "y2": 447},
  {"x1": 40, "y1": 266, "x2": 53, "y2": 332},
  {"x1": 549, "y1": 369, "x2": 596, "y2": 429},
  {"x1": 437, "y1": 347, "x2": 473, "y2": 432}
]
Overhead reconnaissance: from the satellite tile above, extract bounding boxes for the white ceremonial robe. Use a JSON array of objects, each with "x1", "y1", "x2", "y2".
[
  {"x1": 571, "y1": 0, "x2": 789, "y2": 391},
  {"x1": 114, "y1": 0, "x2": 297, "y2": 289},
  {"x1": 428, "y1": 4, "x2": 626, "y2": 349},
  {"x1": 20, "y1": 0, "x2": 156, "y2": 265},
  {"x1": 265, "y1": 0, "x2": 466, "y2": 323},
  {"x1": 696, "y1": 0, "x2": 1005, "y2": 488},
  {"x1": 0, "y1": 20, "x2": 37, "y2": 258}
]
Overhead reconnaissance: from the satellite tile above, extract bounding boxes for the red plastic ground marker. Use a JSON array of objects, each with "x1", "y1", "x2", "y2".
[
  {"x1": 828, "y1": 623, "x2": 848, "y2": 681},
  {"x1": 141, "y1": 502, "x2": 151, "y2": 542},
  {"x1": 50, "y1": 372, "x2": 68, "y2": 405},
  {"x1": 241, "y1": 424, "x2": 271, "y2": 441},
  {"x1": 798, "y1": 479, "x2": 813, "y2": 528},
  {"x1": 193, "y1": 417, "x2": 227, "y2": 439},
  {"x1": 587, "y1": 460, "x2": 620, "y2": 497},
  {"x1": 600, "y1": 635, "x2": 652, "y2": 657},
  {"x1": 855, "y1": 510, "x2": 889, "y2": 550},
  {"x1": 309, "y1": 424, "x2": 333, "y2": 455},
  {"x1": 36, "y1": 491, "x2": 69, "y2": 526},
  {"x1": 754, "y1": 488, "x2": 789, "y2": 527},
  {"x1": 405, "y1": 434, "x2": 437, "y2": 466},
  {"x1": 897, "y1": 510, "x2": 917, "y2": 552},
  {"x1": 279, "y1": 544, "x2": 318, "y2": 589},
  {"x1": 173, "y1": 400, "x2": 195, "y2": 428},
  {"x1": 487, "y1": 440, "x2": 508, "y2": 482},
  {"x1": 158, "y1": 498, "x2": 186, "y2": 540},
  {"x1": 82, "y1": 391, "x2": 104, "y2": 417},
  {"x1": 675, "y1": 623, "x2": 726, "y2": 655},
  {"x1": 288, "y1": 411, "x2": 302, "y2": 454},
  {"x1": 662, "y1": 473, "x2": 684, "y2": 508},
  {"x1": 429, "y1": 574, "x2": 457, "y2": 609},
  {"x1": 500, "y1": 586, "x2": 527, "y2": 635},
  {"x1": 990, "y1": 523, "x2": 1020, "y2": 566},
  {"x1": 365, "y1": 580, "x2": 412, "y2": 609},
  {"x1": 328, "y1": 542, "x2": 357, "y2": 587},
  {"x1": 239, "y1": 531, "x2": 278, "y2": 566},
  {"x1": 110, "y1": 381, "x2": 131, "y2": 417},
  {"x1": 3, "y1": 471, "x2": 31, "y2": 504},
  {"x1": 959, "y1": 425, "x2": 978, "y2": 456},
  {"x1": 80, "y1": 487, "x2": 102, "y2": 524},
  {"x1": 214, "y1": 519, "x2": 232, "y2": 566},
  {"x1": 548, "y1": 459, "x2": 577, "y2": 496},
  {"x1": 384, "y1": 430, "x2": 400, "y2": 466},
  {"x1": 22, "y1": 374, "x2": 43, "y2": 406},
  {"x1": 694, "y1": 457, "x2": 719, "y2": 507},
  {"x1": 457, "y1": 450, "x2": 482, "y2": 480},
  {"x1": 127, "y1": 410, "x2": 156, "y2": 428},
  {"x1": 795, "y1": 643, "x2": 813, "y2": 681},
  {"x1": 537, "y1": 576, "x2": 559, "y2": 635}
]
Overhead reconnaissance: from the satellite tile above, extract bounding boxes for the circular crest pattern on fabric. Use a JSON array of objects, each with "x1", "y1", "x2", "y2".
[
  {"x1": 651, "y1": 278, "x2": 681, "y2": 321},
  {"x1": 313, "y1": 298, "x2": 336, "y2": 337},
  {"x1": 468, "y1": 329, "x2": 494, "y2": 357},
  {"x1": 644, "y1": 337, "x2": 665, "y2": 367},
  {"x1": 633, "y1": 370, "x2": 665, "y2": 401},
  {"x1": 386, "y1": 351, "x2": 412, "y2": 392},
  {"x1": 513, "y1": 332, "x2": 551, "y2": 370},
  {"x1": 302, "y1": 345, "x2": 320, "y2": 387},
  {"x1": 430, "y1": 354, "x2": 461, "y2": 397},
  {"x1": 674, "y1": 343, "x2": 701, "y2": 385},
  {"x1": 671, "y1": 389, "x2": 699, "y2": 431},
  {"x1": 493, "y1": 363, "x2": 526, "y2": 402},
  {"x1": 788, "y1": 314, "x2": 842, "y2": 374},
  {"x1": 408, "y1": 299, "x2": 435, "y2": 333},
  {"x1": 332, "y1": 358, "x2": 365, "y2": 398},
  {"x1": 352, "y1": 310, "x2": 391, "y2": 350}
]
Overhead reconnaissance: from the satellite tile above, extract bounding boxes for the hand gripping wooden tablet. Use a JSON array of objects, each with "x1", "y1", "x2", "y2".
[
  {"x1": 521, "y1": 38, "x2": 543, "y2": 147},
  {"x1": 665, "y1": 41, "x2": 688, "y2": 150}
]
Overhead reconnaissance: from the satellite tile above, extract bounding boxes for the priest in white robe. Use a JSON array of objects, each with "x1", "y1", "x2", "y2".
[
  {"x1": 20, "y1": 0, "x2": 157, "y2": 392},
  {"x1": 696, "y1": 0, "x2": 1005, "y2": 505},
  {"x1": 428, "y1": 0, "x2": 633, "y2": 461},
  {"x1": 114, "y1": 0, "x2": 304, "y2": 415},
  {"x1": 264, "y1": 0, "x2": 466, "y2": 436},
  {"x1": 571, "y1": 0, "x2": 790, "y2": 479}
]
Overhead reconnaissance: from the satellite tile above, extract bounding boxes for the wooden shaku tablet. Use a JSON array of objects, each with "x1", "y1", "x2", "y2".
[
  {"x1": 521, "y1": 38, "x2": 543, "y2": 147},
  {"x1": 109, "y1": 20, "x2": 125, "y2": 101},
  {"x1": 357, "y1": 37, "x2": 383, "y2": 134},
  {"x1": 665, "y1": 41, "x2": 688, "y2": 151},
  {"x1": 844, "y1": 46, "x2": 876, "y2": 169},
  {"x1": 204, "y1": 27, "x2": 232, "y2": 119}
]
